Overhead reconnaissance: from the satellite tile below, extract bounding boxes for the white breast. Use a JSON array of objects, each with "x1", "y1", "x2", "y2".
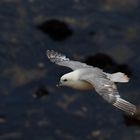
[{"x1": 70, "y1": 80, "x2": 93, "y2": 90}]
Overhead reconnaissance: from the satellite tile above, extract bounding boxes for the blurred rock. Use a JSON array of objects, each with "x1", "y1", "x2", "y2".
[
  {"x1": 56, "y1": 94, "x2": 79, "y2": 110},
  {"x1": 55, "y1": 129, "x2": 75, "y2": 140},
  {"x1": 33, "y1": 87, "x2": 49, "y2": 99},
  {"x1": 0, "y1": 132, "x2": 21, "y2": 139},
  {"x1": 107, "y1": 46, "x2": 134, "y2": 64},
  {"x1": 72, "y1": 106, "x2": 88, "y2": 118},
  {"x1": 90, "y1": 130, "x2": 101, "y2": 138},
  {"x1": 37, "y1": 62, "x2": 45, "y2": 69},
  {"x1": 88, "y1": 31, "x2": 96, "y2": 37},
  {"x1": 37, "y1": 119, "x2": 49, "y2": 128},
  {"x1": 0, "y1": 115, "x2": 7, "y2": 124},
  {"x1": 103, "y1": 0, "x2": 138, "y2": 11},
  {"x1": 37, "y1": 19, "x2": 73, "y2": 41},
  {"x1": 3, "y1": 65, "x2": 46, "y2": 87},
  {"x1": 87, "y1": 130, "x2": 107, "y2": 140},
  {"x1": 85, "y1": 53, "x2": 116, "y2": 71}
]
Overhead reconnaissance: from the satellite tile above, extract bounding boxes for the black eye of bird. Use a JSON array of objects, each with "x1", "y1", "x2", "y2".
[{"x1": 63, "y1": 79, "x2": 67, "y2": 82}]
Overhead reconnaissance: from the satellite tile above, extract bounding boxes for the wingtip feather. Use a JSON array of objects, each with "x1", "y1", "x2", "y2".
[{"x1": 113, "y1": 98, "x2": 136, "y2": 115}]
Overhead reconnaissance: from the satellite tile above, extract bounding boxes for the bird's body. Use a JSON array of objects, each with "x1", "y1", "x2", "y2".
[{"x1": 47, "y1": 50, "x2": 136, "y2": 115}]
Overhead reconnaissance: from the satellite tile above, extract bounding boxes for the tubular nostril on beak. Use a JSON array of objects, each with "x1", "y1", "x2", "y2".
[{"x1": 56, "y1": 82, "x2": 62, "y2": 87}]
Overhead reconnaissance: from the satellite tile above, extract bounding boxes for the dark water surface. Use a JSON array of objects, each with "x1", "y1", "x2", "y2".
[{"x1": 0, "y1": 0, "x2": 140, "y2": 140}]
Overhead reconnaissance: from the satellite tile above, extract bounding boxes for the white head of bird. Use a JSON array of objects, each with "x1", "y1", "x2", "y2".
[
  {"x1": 58, "y1": 71, "x2": 93, "y2": 90},
  {"x1": 58, "y1": 71, "x2": 77, "y2": 87}
]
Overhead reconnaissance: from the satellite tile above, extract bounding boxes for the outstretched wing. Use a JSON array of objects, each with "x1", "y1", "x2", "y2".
[
  {"x1": 80, "y1": 73, "x2": 136, "y2": 115},
  {"x1": 47, "y1": 50, "x2": 92, "y2": 70}
]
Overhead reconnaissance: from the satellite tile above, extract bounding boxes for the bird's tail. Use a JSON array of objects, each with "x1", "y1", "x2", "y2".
[
  {"x1": 113, "y1": 97, "x2": 136, "y2": 115},
  {"x1": 107, "y1": 72, "x2": 129, "y2": 83}
]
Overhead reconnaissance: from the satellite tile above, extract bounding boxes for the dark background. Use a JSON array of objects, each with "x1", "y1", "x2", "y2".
[{"x1": 0, "y1": 0, "x2": 140, "y2": 139}]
